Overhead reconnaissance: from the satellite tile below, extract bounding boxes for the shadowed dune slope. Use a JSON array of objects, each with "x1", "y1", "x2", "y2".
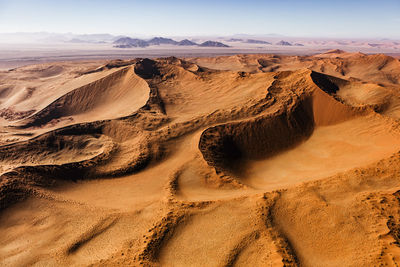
[{"x1": 198, "y1": 70, "x2": 362, "y2": 173}]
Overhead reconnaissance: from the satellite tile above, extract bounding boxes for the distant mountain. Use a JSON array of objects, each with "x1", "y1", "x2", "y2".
[
  {"x1": 230, "y1": 33, "x2": 284, "y2": 38},
  {"x1": 177, "y1": 39, "x2": 198, "y2": 46},
  {"x1": 68, "y1": 38, "x2": 88, "y2": 43},
  {"x1": 113, "y1": 37, "x2": 149, "y2": 48},
  {"x1": 294, "y1": 43, "x2": 304, "y2": 46},
  {"x1": 246, "y1": 39, "x2": 271, "y2": 44},
  {"x1": 67, "y1": 38, "x2": 106, "y2": 44},
  {"x1": 324, "y1": 49, "x2": 346, "y2": 54},
  {"x1": 199, "y1": 41, "x2": 230, "y2": 47},
  {"x1": 113, "y1": 37, "x2": 229, "y2": 48},
  {"x1": 147, "y1": 37, "x2": 178, "y2": 45},
  {"x1": 62, "y1": 34, "x2": 121, "y2": 44},
  {"x1": 227, "y1": 38, "x2": 243, "y2": 42},
  {"x1": 73, "y1": 34, "x2": 116, "y2": 42},
  {"x1": 276, "y1": 40, "x2": 292, "y2": 46},
  {"x1": 368, "y1": 43, "x2": 383, "y2": 48}
]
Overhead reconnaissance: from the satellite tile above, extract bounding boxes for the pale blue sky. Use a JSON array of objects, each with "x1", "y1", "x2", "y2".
[{"x1": 0, "y1": 0, "x2": 399, "y2": 38}]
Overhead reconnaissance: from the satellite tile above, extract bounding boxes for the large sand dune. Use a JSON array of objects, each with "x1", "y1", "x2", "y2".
[{"x1": 1, "y1": 52, "x2": 400, "y2": 266}]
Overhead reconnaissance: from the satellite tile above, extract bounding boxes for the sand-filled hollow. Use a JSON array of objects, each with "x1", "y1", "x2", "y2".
[{"x1": 242, "y1": 115, "x2": 400, "y2": 189}]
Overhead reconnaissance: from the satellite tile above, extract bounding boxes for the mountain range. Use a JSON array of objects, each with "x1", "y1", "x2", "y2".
[{"x1": 113, "y1": 37, "x2": 230, "y2": 48}]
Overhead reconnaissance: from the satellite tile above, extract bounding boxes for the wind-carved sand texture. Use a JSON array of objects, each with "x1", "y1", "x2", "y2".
[{"x1": 1, "y1": 51, "x2": 400, "y2": 266}]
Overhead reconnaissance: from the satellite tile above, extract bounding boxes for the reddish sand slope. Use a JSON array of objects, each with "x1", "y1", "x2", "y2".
[{"x1": 1, "y1": 53, "x2": 400, "y2": 266}]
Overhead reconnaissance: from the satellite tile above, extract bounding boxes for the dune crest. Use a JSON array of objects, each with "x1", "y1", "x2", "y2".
[{"x1": 20, "y1": 66, "x2": 150, "y2": 128}]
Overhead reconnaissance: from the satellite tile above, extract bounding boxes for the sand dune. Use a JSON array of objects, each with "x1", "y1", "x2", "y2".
[
  {"x1": 1, "y1": 53, "x2": 400, "y2": 266},
  {"x1": 189, "y1": 52, "x2": 400, "y2": 85},
  {"x1": 19, "y1": 65, "x2": 149, "y2": 128}
]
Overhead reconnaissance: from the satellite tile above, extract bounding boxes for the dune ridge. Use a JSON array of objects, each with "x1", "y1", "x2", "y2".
[{"x1": 20, "y1": 66, "x2": 150, "y2": 128}]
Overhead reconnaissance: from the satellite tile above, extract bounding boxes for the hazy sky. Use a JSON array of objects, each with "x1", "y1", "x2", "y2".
[{"x1": 0, "y1": 0, "x2": 399, "y2": 38}]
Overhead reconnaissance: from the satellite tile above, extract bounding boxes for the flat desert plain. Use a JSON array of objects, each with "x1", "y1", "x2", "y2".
[{"x1": 2, "y1": 50, "x2": 400, "y2": 266}]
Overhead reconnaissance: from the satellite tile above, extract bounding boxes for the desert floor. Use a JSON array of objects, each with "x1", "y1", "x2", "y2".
[{"x1": 1, "y1": 51, "x2": 400, "y2": 266}]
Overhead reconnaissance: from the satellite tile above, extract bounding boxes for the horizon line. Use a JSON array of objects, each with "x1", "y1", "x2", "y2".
[{"x1": 0, "y1": 31, "x2": 399, "y2": 41}]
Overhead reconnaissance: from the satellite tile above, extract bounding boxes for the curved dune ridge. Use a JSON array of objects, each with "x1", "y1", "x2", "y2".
[
  {"x1": 2, "y1": 53, "x2": 400, "y2": 266},
  {"x1": 198, "y1": 75, "x2": 361, "y2": 174},
  {"x1": 20, "y1": 65, "x2": 150, "y2": 128}
]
